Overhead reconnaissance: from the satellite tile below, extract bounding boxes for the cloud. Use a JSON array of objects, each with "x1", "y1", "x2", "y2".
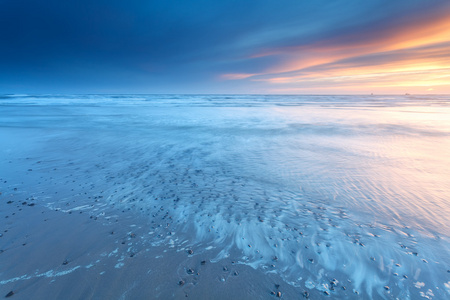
[
  {"x1": 1, "y1": 0, "x2": 449, "y2": 93},
  {"x1": 237, "y1": 7, "x2": 450, "y2": 93}
]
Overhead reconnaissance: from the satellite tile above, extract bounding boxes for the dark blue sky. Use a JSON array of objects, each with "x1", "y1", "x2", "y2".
[{"x1": 1, "y1": 0, "x2": 449, "y2": 94}]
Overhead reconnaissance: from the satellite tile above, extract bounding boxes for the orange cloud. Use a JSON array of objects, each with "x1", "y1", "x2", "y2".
[
  {"x1": 240, "y1": 9, "x2": 450, "y2": 93},
  {"x1": 220, "y1": 73, "x2": 256, "y2": 80}
]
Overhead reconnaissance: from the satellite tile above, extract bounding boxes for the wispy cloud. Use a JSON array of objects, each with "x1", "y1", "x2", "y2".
[
  {"x1": 1, "y1": 0, "x2": 449, "y2": 93},
  {"x1": 222, "y1": 6, "x2": 450, "y2": 93}
]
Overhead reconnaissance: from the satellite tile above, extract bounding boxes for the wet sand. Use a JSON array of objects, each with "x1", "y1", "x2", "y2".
[
  {"x1": 1, "y1": 94, "x2": 449, "y2": 299},
  {"x1": 1, "y1": 179, "x2": 322, "y2": 300}
]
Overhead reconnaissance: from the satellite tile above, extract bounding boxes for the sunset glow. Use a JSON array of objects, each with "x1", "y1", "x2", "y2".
[
  {"x1": 1, "y1": 0, "x2": 449, "y2": 93},
  {"x1": 223, "y1": 10, "x2": 450, "y2": 94}
]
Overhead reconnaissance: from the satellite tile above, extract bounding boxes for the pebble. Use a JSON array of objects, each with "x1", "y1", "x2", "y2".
[
  {"x1": 186, "y1": 268, "x2": 194, "y2": 275},
  {"x1": 201, "y1": 260, "x2": 206, "y2": 265},
  {"x1": 5, "y1": 291, "x2": 14, "y2": 298},
  {"x1": 302, "y1": 291, "x2": 309, "y2": 298},
  {"x1": 62, "y1": 260, "x2": 69, "y2": 265},
  {"x1": 330, "y1": 279, "x2": 338, "y2": 287},
  {"x1": 323, "y1": 291, "x2": 330, "y2": 296},
  {"x1": 276, "y1": 291, "x2": 282, "y2": 297},
  {"x1": 384, "y1": 286, "x2": 390, "y2": 291},
  {"x1": 178, "y1": 280, "x2": 185, "y2": 286},
  {"x1": 187, "y1": 249, "x2": 193, "y2": 255}
]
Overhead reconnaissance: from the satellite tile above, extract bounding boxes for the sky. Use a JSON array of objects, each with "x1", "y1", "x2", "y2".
[{"x1": 1, "y1": 0, "x2": 450, "y2": 94}]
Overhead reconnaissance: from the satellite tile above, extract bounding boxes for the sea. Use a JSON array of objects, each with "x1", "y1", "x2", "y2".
[{"x1": 0, "y1": 94, "x2": 449, "y2": 299}]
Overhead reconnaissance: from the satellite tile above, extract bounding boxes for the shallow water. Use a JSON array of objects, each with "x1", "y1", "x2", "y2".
[{"x1": 1, "y1": 94, "x2": 449, "y2": 299}]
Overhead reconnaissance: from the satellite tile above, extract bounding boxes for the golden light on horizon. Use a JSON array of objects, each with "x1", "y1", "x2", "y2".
[{"x1": 221, "y1": 10, "x2": 450, "y2": 94}]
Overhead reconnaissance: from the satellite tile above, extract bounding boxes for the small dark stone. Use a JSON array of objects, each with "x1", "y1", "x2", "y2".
[
  {"x1": 130, "y1": 233, "x2": 136, "y2": 238},
  {"x1": 323, "y1": 291, "x2": 330, "y2": 296},
  {"x1": 273, "y1": 256, "x2": 278, "y2": 261},
  {"x1": 28, "y1": 203, "x2": 35, "y2": 207},
  {"x1": 178, "y1": 280, "x2": 185, "y2": 286},
  {"x1": 275, "y1": 284, "x2": 280, "y2": 289},
  {"x1": 223, "y1": 266, "x2": 228, "y2": 271},
  {"x1": 308, "y1": 258, "x2": 314, "y2": 263},
  {"x1": 5, "y1": 291, "x2": 14, "y2": 298},
  {"x1": 187, "y1": 249, "x2": 193, "y2": 255},
  {"x1": 341, "y1": 286, "x2": 346, "y2": 290},
  {"x1": 233, "y1": 271, "x2": 239, "y2": 276},
  {"x1": 276, "y1": 291, "x2": 281, "y2": 298},
  {"x1": 7, "y1": 201, "x2": 12, "y2": 204},
  {"x1": 62, "y1": 260, "x2": 69, "y2": 265},
  {"x1": 384, "y1": 286, "x2": 390, "y2": 291},
  {"x1": 403, "y1": 275, "x2": 408, "y2": 279},
  {"x1": 201, "y1": 260, "x2": 206, "y2": 265},
  {"x1": 302, "y1": 291, "x2": 309, "y2": 298},
  {"x1": 186, "y1": 268, "x2": 194, "y2": 275}
]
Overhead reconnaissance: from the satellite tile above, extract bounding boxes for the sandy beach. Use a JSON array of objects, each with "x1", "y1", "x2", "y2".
[{"x1": 1, "y1": 94, "x2": 449, "y2": 299}]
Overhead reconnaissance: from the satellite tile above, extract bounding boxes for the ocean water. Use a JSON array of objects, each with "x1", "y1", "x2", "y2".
[{"x1": 1, "y1": 94, "x2": 449, "y2": 299}]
